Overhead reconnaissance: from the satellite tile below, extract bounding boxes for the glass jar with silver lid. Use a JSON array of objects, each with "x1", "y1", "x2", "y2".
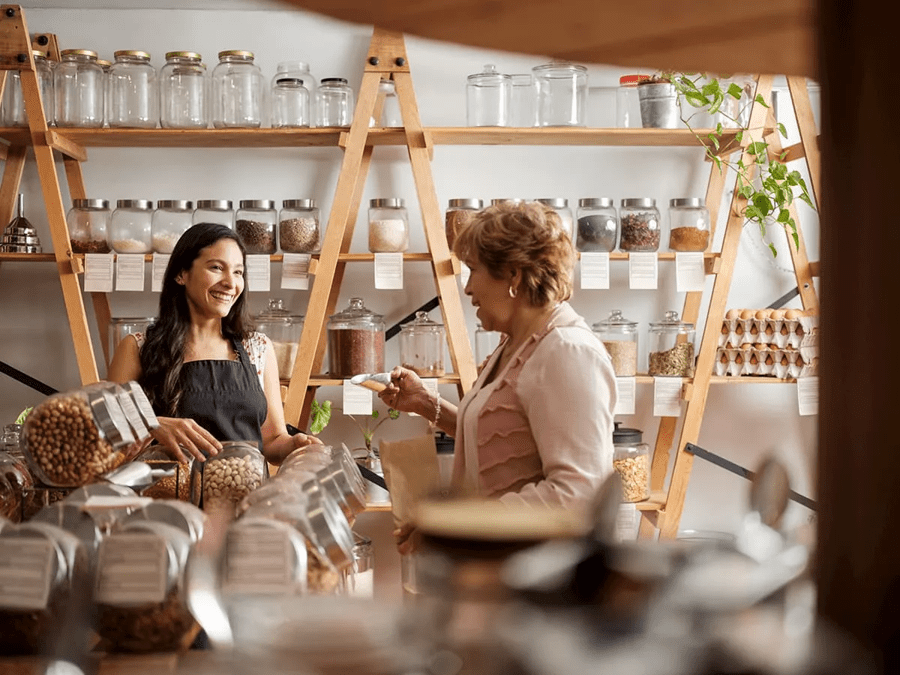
[
  {"x1": 576, "y1": 197, "x2": 618, "y2": 252},
  {"x1": 536, "y1": 197, "x2": 575, "y2": 241},
  {"x1": 67, "y1": 198, "x2": 111, "y2": 254},
  {"x1": 160, "y1": 51, "x2": 208, "y2": 129},
  {"x1": 235, "y1": 199, "x2": 277, "y2": 254},
  {"x1": 193, "y1": 199, "x2": 233, "y2": 229},
  {"x1": 618, "y1": 197, "x2": 661, "y2": 252},
  {"x1": 107, "y1": 50, "x2": 158, "y2": 128},
  {"x1": 368, "y1": 197, "x2": 409, "y2": 252},
  {"x1": 668, "y1": 197, "x2": 710, "y2": 252},
  {"x1": 279, "y1": 199, "x2": 320, "y2": 253},
  {"x1": 110, "y1": 199, "x2": 153, "y2": 254},
  {"x1": 54, "y1": 49, "x2": 104, "y2": 128},
  {"x1": 151, "y1": 200, "x2": 193, "y2": 253}
]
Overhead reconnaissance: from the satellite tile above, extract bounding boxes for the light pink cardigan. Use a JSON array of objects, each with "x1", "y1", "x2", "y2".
[{"x1": 452, "y1": 302, "x2": 617, "y2": 508}]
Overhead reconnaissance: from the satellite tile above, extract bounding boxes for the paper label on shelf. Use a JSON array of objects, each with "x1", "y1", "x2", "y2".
[
  {"x1": 797, "y1": 376, "x2": 819, "y2": 416},
  {"x1": 675, "y1": 252, "x2": 706, "y2": 292},
  {"x1": 344, "y1": 380, "x2": 374, "y2": 415},
  {"x1": 281, "y1": 253, "x2": 311, "y2": 290},
  {"x1": 83, "y1": 253, "x2": 115, "y2": 292},
  {"x1": 0, "y1": 538, "x2": 55, "y2": 610},
  {"x1": 374, "y1": 252, "x2": 404, "y2": 289},
  {"x1": 653, "y1": 377, "x2": 683, "y2": 417},
  {"x1": 580, "y1": 252, "x2": 610, "y2": 289},
  {"x1": 95, "y1": 532, "x2": 168, "y2": 605},
  {"x1": 151, "y1": 254, "x2": 170, "y2": 293},
  {"x1": 246, "y1": 254, "x2": 271, "y2": 292},
  {"x1": 224, "y1": 526, "x2": 299, "y2": 594},
  {"x1": 615, "y1": 503, "x2": 639, "y2": 542},
  {"x1": 115, "y1": 253, "x2": 146, "y2": 291},
  {"x1": 614, "y1": 377, "x2": 637, "y2": 415},
  {"x1": 409, "y1": 377, "x2": 439, "y2": 418},
  {"x1": 628, "y1": 252, "x2": 658, "y2": 289}
]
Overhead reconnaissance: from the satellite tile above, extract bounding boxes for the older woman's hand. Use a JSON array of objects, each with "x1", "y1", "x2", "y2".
[{"x1": 378, "y1": 366, "x2": 432, "y2": 417}]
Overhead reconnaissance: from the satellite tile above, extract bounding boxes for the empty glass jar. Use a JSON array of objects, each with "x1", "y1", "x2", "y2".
[
  {"x1": 616, "y1": 74, "x2": 650, "y2": 128},
  {"x1": 619, "y1": 198, "x2": 661, "y2": 252},
  {"x1": 445, "y1": 198, "x2": 482, "y2": 250},
  {"x1": 193, "y1": 199, "x2": 233, "y2": 228},
  {"x1": 327, "y1": 297, "x2": 385, "y2": 378},
  {"x1": 537, "y1": 198, "x2": 575, "y2": 241},
  {"x1": 110, "y1": 199, "x2": 153, "y2": 254},
  {"x1": 6, "y1": 50, "x2": 57, "y2": 126},
  {"x1": 67, "y1": 198, "x2": 111, "y2": 254},
  {"x1": 159, "y1": 51, "x2": 208, "y2": 129},
  {"x1": 475, "y1": 321, "x2": 501, "y2": 364},
  {"x1": 376, "y1": 78, "x2": 402, "y2": 127},
  {"x1": 54, "y1": 49, "x2": 104, "y2": 128},
  {"x1": 368, "y1": 198, "x2": 409, "y2": 253},
  {"x1": 107, "y1": 50, "x2": 157, "y2": 128},
  {"x1": 273, "y1": 61, "x2": 317, "y2": 121},
  {"x1": 280, "y1": 199, "x2": 320, "y2": 253},
  {"x1": 151, "y1": 200, "x2": 193, "y2": 253},
  {"x1": 648, "y1": 310, "x2": 695, "y2": 377},
  {"x1": 668, "y1": 197, "x2": 710, "y2": 251},
  {"x1": 576, "y1": 197, "x2": 618, "y2": 252},
  {"x1": 592, "y1": 310, "x2": 639, "y2": 377},
  {"x1": 108, "y1": 317, "x2": 154, "y2": 360},
  {"x1": 212, "y1": 50, "x2": 263, "y2": 129},
  {"x1": 533, "y1": 62, "x2": 588, "y2": 127},
  {"x1": 509, "y1": 73, "x2": 534, "y2": 127},
  {"x1": 466, "y1": 64, "x2": 510, "y2": 127},
  {"x1": 316, "y1": 77, "x2": 354, "y2": 127},
  {"x1": 235, "y1": 200, "x2": 277, "y2": 254},
  {"x1": 400, "y1": 311, "x2": 445, "y2": 377},
  {"x1": 271, "y1": 77, "x2": 310, "y2": 128}
]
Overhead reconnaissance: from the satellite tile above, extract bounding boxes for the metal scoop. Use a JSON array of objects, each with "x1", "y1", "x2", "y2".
[{"x1": 349, "y1": 372, "x2": 392, "y2": 392}]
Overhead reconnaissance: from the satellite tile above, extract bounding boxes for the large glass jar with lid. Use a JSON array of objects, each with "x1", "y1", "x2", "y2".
[
  {"x1": 280, "y1": 199, "x2": 320, "y2": 253},
  {"x1": 108, "y1": 317, "x2": 154, "y2": 360},
  {"x1": 467, "y1": 64, "x2": 510, "y2": 127},
  {"x1": 4, "y1": 51, "x2": 56, "y2": 126},
  {"x1": 235, "y1": 200, "x2": 276, "y2": 254},
  {"x1": 271, "y1": 77, "x2": 310, "y2": 128},
  {"x1": 193, "y1": 199, "x2": 233, "y2": 228},
  {"x1": 212, "y1": 50, "x2": 263, "y2": 129},
  {"x1": 648, "y1": 310, "x2": 695, "y2": 377},
  {"x1": 54, "y1": 49, "x2": 104, "y2": 127},
  {"x1": 96, "y1": 59, "x2": 112, "y2": 127},
  {"x1": 368, "y1": 198, "x2": 409, "y2": 253},
  {"x1": 253, "y1": 298, "x2": 304, "y2": 380},
  {"x1": 445, "y1": 198, "x2": 482, "y2": 250},
  {"x1": 592, "y1": 310, "x2": 639, "y2": 376},
  {"x1": 67, "y1": 198, "x2": 111, "y2": 253},
  {"x1": 576, "y1": 198, "x2": 618, "y2": 252},
  {"x1": 668, "y1": 197, "x2": 711, "y2": 251},
  {"x1": 273, "y1": 61, "x2": 317, "y2": 121},
  {"x1": 316, "y1": 77, "x2": 354, "y2": 127},
  {"x1": 475, "y1": 321, "x2": 500, "y2": 364},
  {"x1": 110, "y1": 199, "x2": 153, "y2": 254},
  {"x1": 151, "y1": 200, "x2": 193, "y2": 253},
  {"x1": 107, "y1": 50, "x2": 158, "y2": 128},
  {"x1": 159, "y1": 51, "x2": 208, "y2": 129},
  {"x1": 327, "y1": 297, "x2": 385, "y2": 378},
  {"x1": 532, "y1": 62, "x2": 588, "y2": 127},
  {"x1": 537, "y1": 197, "x2": 575, "y2": 241},
  {"x1": 195, "y1": 440, "x2": 266, "y2": 513},
  {"x1": 0, "y1": 425, "x2": 35, "y2": 523},
  {"x1": 400, "y1": 311, "x2": 445, "y2": 377},
  {"x1": 619, "y1": 197, "x2": 661, "y2": 252},
  {"x1": 613, "y1": 423, "x2": 651, "y2": 502}
]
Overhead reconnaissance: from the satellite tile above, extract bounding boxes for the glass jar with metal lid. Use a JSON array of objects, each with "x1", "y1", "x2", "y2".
[
  {"x1": 253, "y1": 298, "x2": 304, "y2": 380},
  {"x1": 273, "y1": 61, "x2": 317, "y2": 121},
  {"x1": 195, "y1": 440, "x2": 267, "y2": 514},
  {"x1": 668, "y1": 197, "x2": 711, "y2": 252},
  {"x1": 592, "y1": 310, "x2": 639, "y2": 376},
  {"x1": 445, "y1": 198, "x2": 482, "y2": 249},
  {"x1": 235, "y1": 199, "x2": 276, "y2": 254},
  {"x1": 327, "y1": 297, "x2": 385, "y2": 378},
  {"x1": 107, "y1": 50, "x2": 158, "y2": 128},
  {"x1": 368, "y1": 197, "x2": 409, "y2": 252},
  {"x1": 316, "y1": 77, "x2": 354, "y2": 127},
  {"x1": 344, "y1": 533, "x2": 374, "y2": 597},
  {"x1": 151, "y1": 199, "x2": 193, "y2": 253},
  {"x1": 271, "y1": 76, "x2": 310, "y2": 128},
  {"x1": 110, "y1": 199, "x2": 153, "y2": 253},
  {"x1": 54, "y1": 49, "x2": 104, "y2": 127},
  {"x1": 279, "y1": 198, "x2": 320, "y2": 253},
  {"x1": 212, "y1": 50, "x2": 263, "y2": 129},
  {"x1": 160, "y1": 51, "x2": 208, "y2": 129},
  {"x1": 400, "y1": 310, "x2": 446, "y2": 377},
  {"x1": 193, "y1": 199, "x2": 233, "y2": 228},
  {"x1": 619, "y1": 197, "x2": 661, "y2": 252},
  {"x1": 33, "y1": 52, "x2": 55, "y2": 125},
  {"x1": 612, "y1": 422, "x2": 651, "y2": 502},
  {"x1": 67, "y1": 198, "x2": 111, "y2": 253},
  {"x1": 648, "y1": 310, "x2": 696, "y2": 377},
  {"x1": 576, "y1": 197, "x2": 618, "y2": 252},
  {"x1": 108, "y1": 316, "x2": 154, "y2": 360},
  {"x1": 532, "y1": 62, "x2": 588, "y2": 127},
  {"x1": 537, "y1": 197, "x2": 575, "y2": 241},
  {"x1": 467, "y1": 64, "x2": 510, "y2": 127}
]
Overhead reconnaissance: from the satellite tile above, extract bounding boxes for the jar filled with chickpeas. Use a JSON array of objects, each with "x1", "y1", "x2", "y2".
[
  {"x1": 195, "y1": 441, "x2": 267, "y2": 513},
  {"x1": 612, "y1": 422, "x2": 651, "y2": 503}
]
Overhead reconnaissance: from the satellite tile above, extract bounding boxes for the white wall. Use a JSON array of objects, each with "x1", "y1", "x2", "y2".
[{"x1": 2, "y1": 2, "x2": 819, "y2": 536}]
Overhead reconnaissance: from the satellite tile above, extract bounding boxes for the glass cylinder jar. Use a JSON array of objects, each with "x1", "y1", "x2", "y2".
[
  {"x1": 107, "y1": 50, "x2": 157, "y2": 128},
  {"x1": 0, "y1": 425, "x2": 34, "y2": 523},
  {"x1": 110, "y1": 199, "x2": 153, "y2": 253},
  {"x1": 613, "y1": 423, "x2": 651, "y2": 502},
  {"x1": 668, "y1": 197, "x2": 710, "y2": 252},
  {"x1": 475, "y1": 321, "x2": 501, "y2": 364},
  {"x1": 316, "y1": 77, "x2": 354, "y2": 127},
  {"x1": 34, "y1": 52, "x2": 55, "y2": 125},
  {"x1": 533, "y1": 62, "x2": 588, "y2": 127},
  {"x1": 368, "y1": 198, "x2": 409, "y2": 253},
  {"x1": 509, "y1": 73, "x2": 534, "y2": 127},
  {"x1": 592, "y1": 310, "x2": 639, "y2": 377},
  {"x1": 151, "y1": 199, "x2": 193, "y2": 253},
  {"x1": 537, "y1": 197, "x2": 575, "y2": 241},
  {"x1": 619, "y1": 197, "x2": 661, "y2": 252},
  {"x1": 235, "y1": 199, "x2": 277, "y2": 254},
  {"x1": 648, "y1": 310, "x2": 696, "y2": 377},
  {"x1": 400, "y1": 311, "x2": 445, "y2": 377},
  {"x1": 575, "y1": 197, "x2": 618, "y2": 252},
  {"x1": 1, "y1": 70, "x2": 27, "y2": 127},
  {"x1": 67, "y1": 198, "x2": 111, "y2": 253},
  {"x1": 273, "y1": 61, "x2": 317, "y2": 121},
  {"x1": 198, "y1": 440, "x2": 266, "y2": 513},
  {"x1": 108, "y1": 316, "x2": 154, "y2": 359},
  {"x1": 327, "y1": 297, "x2": 385, "y2": 378},
  {"x1": 616, "y1": 74, "x2": 650, "y2": 128},
  {"x1": 212, "y1": 50, "x2": 263, "y2": 129},
  {"x1": 271, "y1": 77, "x2": 310, "y2": 128},
  {"x1": 377, "y1": 78, "x2": 402, "y2": 127},
  {"x1": 96, "y1": 59, "x2": 111, "y2": 127},
  {"x1": 159, "y1": 51, "x2": 208, "y2": 129},
  {"x1": 344, "y1": 533, "x2": 374, "y2": 598},
  {"x1": 445, "y1": 198, "x2": 482, "y2": 250},
  {"x1": 54, "y1": 49, "x2": 104, "y2": 128},
  {"x1": 193, "y1": 199, "x2": 233, "y2": 228},
  {"x1": 466, "y1": 64, "x2": 510, "y2": 127},
  {"x1": 280, "y1": 198, "x2": 320, "y2": 253},
  {"x1": 253, "y1": 298, "x2": 304, "y2": 380}
]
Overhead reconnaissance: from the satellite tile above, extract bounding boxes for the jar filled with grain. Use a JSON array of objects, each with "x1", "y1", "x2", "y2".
[
  {"x1": 648, "y1": 310, "x2": 695, "y2": 377},
  {"x1": 110, "y1": 199, "x2": 153, "y2": 254},
  {"x1": 445, "y1": 198, "x2": 482, "y2": 249},
  {"x1": 279, "y1": 198, "x2": 320, "y2": 253},
  {"x1": 576, "y1": 197, "x2": 618, "y2": 252},
  {"x1": 67, "y1": 198, "x2": 111, "y2": 253},
  {"x1": 619, "y1": 197, "x2": 661, "y2": 252},
  {"x1": 235, "y1": 199, "x2": 277, "y2": 254},
  {"x1": 668, "y1": 197, "x2": 710, "y2": 251},
  {"x1": 612, "y1": 423, "x2": 650, "y2": 502},
  {"x1": 193, "y1": 199, "x2": 233, "y2": 228},
  {"x1": 591, "y1": 310, "x2": 639, "y2": 376},
  {"x1": 253, "y1": 298, "x2": 304, "y2": 380},
  {"x1": 399, "y1": 310, "x2": 445, "y2": 377},
  {"x1": 537, "y1": 197, "x2": 575, "y2": 241},
  {"x1": 151, "y1": 200, "x2": 193, "y2": 253},
  {"x1": 368, "y1": 198, "x2": 409, "y2": 253},
  {"x1": 196, "y1": 441, "x2": 267, "y2": 513},
  {"x1": 327, "y1": 297, "x2": 385, "y2": 378}
]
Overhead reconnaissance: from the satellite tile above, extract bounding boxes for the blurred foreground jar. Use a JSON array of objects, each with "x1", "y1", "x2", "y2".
[
  {"x1": 160, "y1": 51, "x2": 208, "y2": 129},
  {"x1": 107, "y1": 50, "x2": 158, "y2": 128},
  {"x1": 193, "y1": 199, "x2": 233, "y2": 228},
  {"x1": 613, "y1": 423, "x2": 651, "y2": 502},
  {"x1": 212, "y1": 50, "x2": 263, "y2": 128},
  {"x1": 110, "y1": 199, "x2": 153, "y2": 253},
  {"x1": 54, "y1": 49, "x2": 104, "y2": 127},
  {"x1": 400, "y1": 311, "x2": 445, "y2": 377},
  {"x1": 368, "y1": 197, "x2": 409, "y2": 252},
  {"x1": 648, "y1": 310, "x2": 695, "y2": 377},
  {"x1": 316, "y1": 77, "x2": 353, "y2": 126},
  {"x1": 575, "y1": 197, "x2": 618, "y2": 252},
  {"x1": 279, "y1": 198, "x2": 320, "y2": 253},
  {"x1": 67, "y1": 198, "x2": 111, "y2": 253},
  {"x1": 592, "y1": 309, "x2": 638, "y2": 377},
  {"x1": 467, "y1": 64, "x2": 510, "y2": 127},
  {"x1": 327, "y1": 297, "x2": 385, "y2": 378},
  {"x1": 533, "y1": 62, "x2": 587, "y2": 127},
  {"x1": 235, "y1": 199, "x2": 277, "y2": 254},
  {"x1": 0, "y1": 425, "x2": 37, "y2": 523},
  {"x1": 151, "y1": 199, "x2": 193, "y2": 253}
]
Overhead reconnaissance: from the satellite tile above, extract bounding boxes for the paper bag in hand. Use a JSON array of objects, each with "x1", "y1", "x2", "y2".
[{"x1": 379, "y1": 434, "x2": 441, "y2": 528}]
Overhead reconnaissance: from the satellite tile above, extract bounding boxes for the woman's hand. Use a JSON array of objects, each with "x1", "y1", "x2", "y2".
[
  {"x1": 393, "y1": 522, "x2": 420, "y2": 556},
  {"x1": 150, "y1": 417, "x2": 223, "y2": 463},
  {"x1": 378, "y1": 366, "x2": 431, "y2": 416},
  {"x1": 264, "y1": 429, "x2": 325, "y2": 466}
]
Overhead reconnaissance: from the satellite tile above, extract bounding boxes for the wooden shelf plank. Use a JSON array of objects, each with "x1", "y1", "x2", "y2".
[
  {"x1": 634, "y1": 490, "x2": 667, "y2": 511},
  {"x1": 295, "y1": 373, "x2": 464, "y2": 388},
  {"x1": 0, "y1": 252, "x2": 55, "y2": 262},
  {"x1": 709, "y1": 376, "x2": 798, "y2": 384}
]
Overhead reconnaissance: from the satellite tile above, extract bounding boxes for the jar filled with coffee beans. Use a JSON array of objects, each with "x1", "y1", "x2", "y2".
[
  {"x1": 197, "y1": 441, "x2": 266, "y2": 513},
  {"x1": 235, "y1": 199, "x2": 277, "y2": 254},
  {"x1": 326, "y1": 297, "x2": 386, "y2": 378},
  {"x1": 279, "y1": 198, "x2": 321, "y2": 253},
  {"x1": 648, "y1": 310, "x2": 695, "y2": 377},
  {"x1": 619, "y1": 197, "x2": 661, "y2": 252}
]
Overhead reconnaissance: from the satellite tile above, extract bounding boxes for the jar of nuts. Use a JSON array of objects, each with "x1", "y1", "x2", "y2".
[
  {"x1": 235, "y1": 199, "x2": 277, "y2": 254},
  {"x1": 135, "y1": 448, "x2": 193, "y2": 502},
  {"x1": 197, "y1": 441, "x2": 267, "y2": 514},
  {"x1": 279, "y1": 199, "x2": 321, "y2": 253},
  {"x1": 612, "y1": 423, "x2": 651, "y2": 502}
]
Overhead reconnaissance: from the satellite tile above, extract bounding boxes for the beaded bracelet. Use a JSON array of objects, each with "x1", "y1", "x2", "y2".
[{"x1": 433, "y1": 393, "x2": 441, "y2": 427}]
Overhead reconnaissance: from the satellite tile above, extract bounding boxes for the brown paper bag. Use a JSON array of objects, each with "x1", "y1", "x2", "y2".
[{"x1": 378, "y1": 434, "x2": 441, "y2": 528}]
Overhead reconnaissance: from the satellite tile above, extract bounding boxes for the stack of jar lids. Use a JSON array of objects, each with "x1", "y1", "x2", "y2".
[{"x1": 0, "y1": 194, "x2": 42, "y2": 253}]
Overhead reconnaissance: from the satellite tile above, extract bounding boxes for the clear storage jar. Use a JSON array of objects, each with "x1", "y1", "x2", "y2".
[
  {"x1": 316, "y1": 454, "x2": 368, "y2": 519},
  {"x1": 235, "y1": 199, "x2": 277, "y2": 254},
  {"x1": 279, "y1": 198, "x2": 320, "y2": 253},
  {"x1": 400, "y1": 310, "x2": 445, "y2": 377},
  {"x1": 327, "y1": 297, "x2": 385, "y2": 378},
  {"x1": 376, "y1": 78, "x2": 402, "y2": 127},
  {"x1": 273, "y1": 61, "x2": 317, "y2": 120},
  {"x1": 159, "y1": 51, "x2": 208, "y2": 129},
  {"x1": 107, "y1": 50, "x2": 158, "y2": 128},
  {"x1": 445, "y1": 198, "x2": 482, "y2": 249},
  {"x1": 34, "y1": 52, "x2": 55, "y2": 125},
  {"x1": 344, "y1": 533, "x2": 374, "y2": 598},
  {"x1": 54, "y1": 49, "x2": 104, "y2": 128},
  {"x1": 668, "y1": 197, "x2": 710, "y2": 251},
  {"x1": 212, "y1": 50, "x2": 263, "y2": 129},
  {"x1": 368, "y1": 197, "x2": 409, "y2": 252},
  {"x1": 316, "y1": 77, "x2": 354, "y2": 127},
  {"x1": 110, "y1": 199, "x2": 153, "y2": 253},
  {"x1": 648, "y1": 310, "x2": 696, "y2": 377},
  {"x1": 533, "y1": 62, "x2": 588, "y2": 127},
  {"x1": 67, "y1": 198, "x2": 111, "y2": 253},
  {"x1": 271, "y1": 77, "x2": 310, "y2": 128},
  {"x1": 475, "y1": 321, "x2": 501, "y2": 364},
  {"x1": 466, "y1": 64, "x2": 510, "y2": 127},
  {"x1": 619, "y1": 197, "x2": 661, "y2": 252},
  {"x1": 537, "y1": 197, "x2": 575, "y2": 241},
  {"x1": 108, "y1": 316, "x2": 153, "y2": 360},
  {"x1": 193, "y1": 199, "x2": 233, "y2": 228},
  {"x1": 152, "y1": 199, "x2": 193, "y2": 253},
  {"x1": 616, "y1": 74, "x2": 650, "y2": 128},
  {"x1": 253, "y1": 298, "x2": 304, "y2": 379},
  {"x1": 576, "y1": 197, "x2": 618, "y2": 252},
  {"x1": 613, "y1": 423, "x2": 651, "y2": 502},
  {"x1": 509, "y1": 73, "x2": 534, "y2": 127},
  {"x1": 0, "y1": 427, "x2": 35, "y2": 523},
  {"x1": 96, "y1": 59, "x2": 112, "y2": 126},
  {"x1": 5, "y1": 51, "x2": 57, "y2": 126},
  {"x1": 592, "y1": 310, "x2": 639, "y2": 377},
  {"x1": 222, "y1": 517, "x2": 311, "y2": 595},
  {"x1": 197, "y1": 440, "x2": 266, "y2": 513}
]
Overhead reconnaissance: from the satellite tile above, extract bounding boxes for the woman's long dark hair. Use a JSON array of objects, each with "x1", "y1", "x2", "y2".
[{"x1": 139, "y1": 223, "x2": 250, "y2": 416}]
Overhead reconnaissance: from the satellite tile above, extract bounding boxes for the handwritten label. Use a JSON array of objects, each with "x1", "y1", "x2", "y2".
[
  {"x1": 653, "y1": 377, "x2": 682, "y2": 417},
  {"x1": 83, "y1": 253, "x2": 115, "y2": 292},
  {"x1": 224, "y1": 525, "x2": 302, "y2": 594},
  {"x1": 614, "y1": 377, "x2": 637, "y2": 415},
  {"x1": 374, "y1": 252, "x2": 404, "y2": 289},
  {"x1": 580, "y1": 252, "x2": 610, "y2": 289},
  {"x1": 344, "y1": 380, "x2": 374, "y2": 415},
  {"x1": 628, "y1": 252, "x2": 658, "y2": 290},
  {"x1": 95, "y1": 532, "x2": 168, "y2": 605},
  {"x1": 675, "y1": 252, "x2": 706, "y2": 292},
  {"x1": 281, "y1": 253, "x2": 311, "y2": 290},
  {"x1": 797, "y1": 376, "x2": 819, "y2": 416},
  {"x1": 151, "y1": 254, "x2": 170, "y2": 293}
]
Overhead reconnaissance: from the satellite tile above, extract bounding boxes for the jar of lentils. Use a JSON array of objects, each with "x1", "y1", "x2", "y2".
[
  {"x1": 54, "y1": 49, "x2": 104, "y2": 128},
  {"x1": 67, "y1": 198, "x2": 111, "y2": 254},
  {"x1": 235, "y1": 200, "x2": 277, "y2": 254},
  {"x1": 151, "y1": 200, "x2": 193, "y2": 253},
  {"x1": 107, "y1": 50, "x2": 157, "y2": 128},
  {"x1": 445, "y1": 198, "x2": 482, "y2": 250},
  {"x1": 368, "y1": 198, "x2": 409, "y2": 253},
  {"x1": 110, "y1": 199, "x2": 153, "y2": 254},
  {"x1": 576, "y1": 198, "x2": 618, "y2": 252},
  {"x1": 279, "y1": 199, "x2": 320, "y2": 253},
  {"x1": 193, "y1": 199, "x2": 233, "y2": 228},
  {"x1": 619, "y1": 197, "x2": 661, "y2": 252},
  {"x1": 212, "y1": 50, "x2": 263, "y2": 129},
  {"x1": 159, "y1": 51, "x2": 208, "y2": 129}
]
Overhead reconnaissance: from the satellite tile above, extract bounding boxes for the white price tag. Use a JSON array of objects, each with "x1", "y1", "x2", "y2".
[
  {"x1": 615, "y1": 503, "x2": 639, "y2": 542},
  {"x1": 115, "y1": 253, "x2": 146, "y2": 291},
  {"x1": 797, "y1": 376, "x2": 819, "y2": 416},
  {"x1": 95, "y1": 532, "x2": 168, "y2": 605},
  {"x1": 614, "y1": 377, "x2": 637, "y2": 416},
  {"x1": 653, "y1": 377, "x2": 683, "y2": 417},
  {"x1": 281, "y1": 253, "x2": 311, "y2": 290},
  {"x1": 151, "y1": 254, "x2": 170, "y2": 293},
  {"x1": 579, "y1": 252, "x2": 610, "y2": 289},
  {"x1": 0, "y1": 538, "x2": 55, "y2": 610},
  {"x1": 628, "y1": 252, "x2": 658, "y2": 290},
  {"x1": 246, "y1": 254, "x2": 271, "y2": 292},
  {"x1": 83, "y1": 253, "x2": 115, "y2": 292},
  {"x1": 374, "y1": 252, "x2": 404, "y2": 290},
  {"x1": 224, "y1": 525, "x2": 302, "y2": 594},
  {"x1": 343, "y1": 380, "x2": 374, "y2": 415},
  {"x1": 675, "y1": 252, "x2": 706, "y2": 292}
]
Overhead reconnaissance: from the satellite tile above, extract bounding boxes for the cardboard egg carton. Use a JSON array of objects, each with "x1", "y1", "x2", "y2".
[
  {"x1": 714, "y1": 343, "x2": 817, "y2": 380},
  {"x1": 719, "y1": 308, "x2": 819, "y2": 351}
]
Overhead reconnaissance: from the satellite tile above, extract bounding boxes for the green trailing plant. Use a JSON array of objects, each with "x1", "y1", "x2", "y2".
[{"x1": 310, "y1": 398, "x2": 400, "y2": 453}]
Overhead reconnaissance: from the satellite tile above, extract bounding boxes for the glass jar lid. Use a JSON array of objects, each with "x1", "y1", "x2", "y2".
[
  {"x1": 649, "y1": 310, "x2": 694, "y2": 333},
  {"x1": 283, "y1": 199, "x2": 317, "y2": 209},
  {"x1": 621, "y1": 198, "x2": 656, "y2": 208},
  {"x1": 448, "y1": 198, "x2": 483, "y2": 209},
  {"x1": 467, "y1": 64, "x2": 510, "y2": 84},
  {"x1": 370, "y1": 198, "x2": 405, "y2": 208},
  {"x1": 165, "y1": 51, "x2": 202, "y2": 61},
  {"x1": 196, "y1": 200, "x2": 232, "y2": 210},
  {"x1": 537, "y1": 198, "x2": 569, "y2": 208},
  {"x1": 96, "y1": 59, "x2": 112, "y2": 71},
  {"x1": 328, "y1": 297, "x2": 383, "y2": 329},
  {"x1": 110, "y1": 315, "x2": 155, "y2": 326},
  {"x1": 72, "y1": 198, "x2": 110, "y2": 209},
  {"x1": 239, "y1": 199, "x2": 275, "y2": 210},
  {"x1": 613, "y1": 421, "x2": 643, "y2": 444},
  {"x1": 320, "y1": 77, "x2": 348, "y2": 85},
  {"x1": 491, "y1": 198, "x2": 523, "y2": 206},
  {"x1": 532, "y1": 62, "x2": 588, "y2": 76},
  {"x1": 218, "y1": 50, "x2": 254, "y2": 61},
  {"x1": 116, "y1": 199, "x2": 153, "y2": 210},
  {"x1": 579, "y1": 197, "x2": 615, "y2": 208},
  {"x1": 401, "y1": 311, "x2": 444, "y2": 334},
  {"x1": 114, "y1": 50, "x2": 151, "y2": 61},
  {"x1": 275, "y1": 77, "x2": 305, "y2": 87},
  {"x1": 253, "y1": 298, "x2": 303, "y2": 325},
  {"x1": 592, "y1": 309, "x2": 638, "y2": 333},
  {"x1": 669, "y1": 198, "x2": 706, "y2": 208},
  {"x1": 32, "y1": 50, "x2": 48, "y2": 60},
  {"x1": 61, "y1": 49, "x2": 98, "y2": 59},
  {"x1": 156, "y1": 200, "x2": 193, "y2": 210}
]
